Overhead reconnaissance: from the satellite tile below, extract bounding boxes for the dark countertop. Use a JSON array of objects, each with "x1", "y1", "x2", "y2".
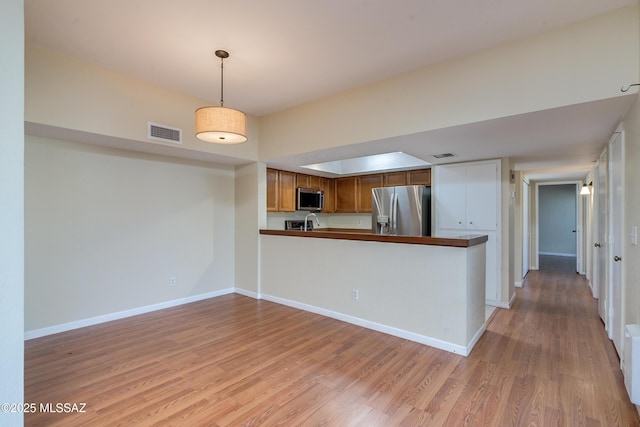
[{"x1": 259, "y1": 229, "x2": 488, "y2": 248}]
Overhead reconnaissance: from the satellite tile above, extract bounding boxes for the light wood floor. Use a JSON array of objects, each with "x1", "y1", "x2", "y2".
[{"x1": 25, "y1": 255, "x2": 640, "y2": 426}]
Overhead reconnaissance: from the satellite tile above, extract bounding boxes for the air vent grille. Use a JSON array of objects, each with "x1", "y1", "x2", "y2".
[
  {"x1": 432, "y1": 153, "x2": 456, "y2": 159},
  {"x1": 147, "y1": 122, "x2": 182, "y2": 144}
]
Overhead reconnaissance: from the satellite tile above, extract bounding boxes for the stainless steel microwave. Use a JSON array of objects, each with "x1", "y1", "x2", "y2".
[{"x1": 296, "y1": 187, "x2": 324, "y2": 211}]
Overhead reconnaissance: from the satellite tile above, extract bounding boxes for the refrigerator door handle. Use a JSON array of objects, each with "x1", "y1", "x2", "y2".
[{"x1": 391, "y1": 193, "x2": 398, "y2": 235}]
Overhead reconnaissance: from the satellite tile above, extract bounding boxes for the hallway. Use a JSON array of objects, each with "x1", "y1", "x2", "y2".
[{"x1": 479, "y1": 254, "x2": 639, "y2": 425}]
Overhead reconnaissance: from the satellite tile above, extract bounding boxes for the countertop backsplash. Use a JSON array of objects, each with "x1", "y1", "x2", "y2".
[{"x1": 266, "y1": 212, "x2": 371, "y2": 231}]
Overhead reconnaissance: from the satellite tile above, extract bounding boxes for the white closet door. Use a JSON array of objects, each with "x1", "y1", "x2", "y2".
[
  {"x1": 465, "y1": 163, "x2": 498, "y2": 231},
  {"x1": 436, "y1": 165, "x2": 467, "y2": 230}
]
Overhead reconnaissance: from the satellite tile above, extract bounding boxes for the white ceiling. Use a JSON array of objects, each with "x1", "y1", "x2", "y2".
[{"x1": 25, "y1": 0, "x2": 638, "y2": 180}]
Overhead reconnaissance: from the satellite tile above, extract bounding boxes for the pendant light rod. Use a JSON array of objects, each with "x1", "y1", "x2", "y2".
[
  {"x1": 195, "y1": 49, "x2": 247, "y2": 144},
  {"x1": 215, "y1": 50, "x2": 229, "y2": 107}
]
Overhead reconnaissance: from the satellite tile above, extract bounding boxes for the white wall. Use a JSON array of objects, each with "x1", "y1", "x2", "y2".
[
  {"x1": 25, "y1": 136, "x2": 236, "y2": 332},
  {"x1": 259, "y1": 6, "x2": 639, "y2": 161},
  {"x1": 0, "y1": 0, "x2": 24, "y2": 421}
]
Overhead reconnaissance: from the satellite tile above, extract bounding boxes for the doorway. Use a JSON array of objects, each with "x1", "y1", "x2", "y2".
[{"x1": 534, "y1": 181, "x2": 584, "y2": 274}]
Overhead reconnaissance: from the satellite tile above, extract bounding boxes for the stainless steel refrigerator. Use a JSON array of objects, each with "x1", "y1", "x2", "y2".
[{"x1": 371, "y1": 185, "x2": 431, "y2": 236}]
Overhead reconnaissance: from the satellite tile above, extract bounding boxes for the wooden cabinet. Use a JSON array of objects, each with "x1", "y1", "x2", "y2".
[
  {"x1": 407, "y1": 169, "x2": 431, "y2": 186},
  {"x1": 321, "y1": 178, "x2": 335, "y2": 213},
  {"x1": 267, "y1": 167, "x2": 430, "y2": 213},
  {"x1": 382, "y1": 169, "x2": 431, "y2": 187},
  {"x1": 335, "y1": 177, "x2": 358, "y2": 213},
  {"x1": 266, "y1": 168, "x2": 278, "y2": 212},
  {"x1": 384, "y1": 171, "x2": 406, "y2": 187},
  {"x1": 296, "y1": 173, "x2": 321, "y2": 189},
  {"x1": 278, "y1": 170, "x2": 296, "y2": 212},
  {"x1": 357, "y1": 174, "x2": 383, "y2": 212}
]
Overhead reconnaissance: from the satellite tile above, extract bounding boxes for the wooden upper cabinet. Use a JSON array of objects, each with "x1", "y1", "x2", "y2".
[
  {"x1": 296, "y1": 173, "x2": 322, "y2": 189},
  {"x1": 384, "y1": 171, "x2": 407, "y2": 187},
  {"x1": 266, "y1": 168, "x2": 278, "y2": 212},
  {"x1": 266, "y1": 167, "x2": 429, "y2": 213},
  {"x1": 321, "y1": 178, "x2": 335, "y2": 213},
  {"x1": 278, "y1": 170, "x2": 296, "y2": 212},
  {"x1": 308, "y1": 175, "x2": 321, "y2": 189},
  {"x1": 407, "y1": 169, "x2": 431, "y2": 186},
  {"x1": 357, "y1": 174, "x2": 383, "y2": 212},
  {"x1": 335, "y1": 177, "x2": 358, "y2": 213}
]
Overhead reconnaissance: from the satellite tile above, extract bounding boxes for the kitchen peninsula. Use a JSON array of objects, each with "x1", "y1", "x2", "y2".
[{"x1": 259, "y1": 229, "x2": 488, "y2": 356}]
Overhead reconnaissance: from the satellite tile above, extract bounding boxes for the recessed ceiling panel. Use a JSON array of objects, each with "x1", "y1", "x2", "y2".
[{"x1": 301, "y1": 152, "x2": 430, "y2": 175}]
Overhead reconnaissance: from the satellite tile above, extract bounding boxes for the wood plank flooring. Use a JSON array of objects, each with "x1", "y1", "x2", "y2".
[{"x1": 25, "y1": 255, "x2": 640, "y2": 426}]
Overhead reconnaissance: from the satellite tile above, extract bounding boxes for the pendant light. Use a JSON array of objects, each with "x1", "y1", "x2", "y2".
[{"x1": 195, "y1": 50, "x2": 247, "y2": 144}]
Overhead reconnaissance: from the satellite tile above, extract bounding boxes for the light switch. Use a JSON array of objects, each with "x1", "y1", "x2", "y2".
[{"x1": 632, "y1": 226, "x2": 638, "y2": 246}]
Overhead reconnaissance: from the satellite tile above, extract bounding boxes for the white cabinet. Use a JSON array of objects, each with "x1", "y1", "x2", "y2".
[
  {"x1": 434, "y1": 160, "x2": 501, "y2": 304},
  {"x1": 436, "y1": 162, "x2": 498, "y2": 231}
]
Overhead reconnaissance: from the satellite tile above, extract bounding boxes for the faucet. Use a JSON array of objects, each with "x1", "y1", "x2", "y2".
[{"x1": 304, "y1": 212, "x2": 320, "y2": 231}]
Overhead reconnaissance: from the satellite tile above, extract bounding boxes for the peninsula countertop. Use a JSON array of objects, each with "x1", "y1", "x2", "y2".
[{"x1": 259, "y1": 229, "x2": 488, "y2": 248}]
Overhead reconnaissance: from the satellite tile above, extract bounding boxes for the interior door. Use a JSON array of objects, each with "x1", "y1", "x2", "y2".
[
  {"x1": 597, "y1": 149, "x2": 608, "y2": 324},
  {"x1": 522, "y1": 180, "x2": 530, "y2": 278},
  {"x1": 609, "y1": 131, "x2": 624, "y2": 354}
]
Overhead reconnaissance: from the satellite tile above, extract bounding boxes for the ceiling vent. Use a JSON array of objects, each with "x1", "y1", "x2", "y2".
[
  {"x1": 147, "y1": 122, "x2": 182, "y2": 144},
  {"x1": 432, "y1": 153, "x2": 456, "y2": 159}
]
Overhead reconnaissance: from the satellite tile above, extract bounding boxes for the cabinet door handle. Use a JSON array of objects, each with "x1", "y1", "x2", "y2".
[
  {"x1": 594, "y1": 243, "x2": 601, "y2": 247},
  {"x1": 614, "y1": 255, "x2": 622, "y2": 262}
]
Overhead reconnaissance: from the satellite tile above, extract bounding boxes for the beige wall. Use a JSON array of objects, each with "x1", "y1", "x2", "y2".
[
  {"x1": 234, "y1": 162, "x2": 267, "y2": 296},
  {"x1": 25, "y1": 45, "x2": 260, "y2": 163},
  {"x1": 25, "y1": 136, "x2": 236, "y2": 332},
  {"x1": 259, "y1": 6, "x2": 639, "y2": 161},
  {"x1": 1, "y1": 0, "x2": 24, "y2": 417}
]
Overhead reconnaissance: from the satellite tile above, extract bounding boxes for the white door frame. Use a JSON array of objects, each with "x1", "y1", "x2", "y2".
[
  {"x1": 533, "y1": 180, "x2": 585, "y2": 273},
  {"x1": 595, "y1": 146, "x2": 609, "y2": 324},
  {"x1": 608, "y1": 130, "x2": 625, "y2": 354},
  {"x1": 522, "y1": 179, "x2": 530, "y2": 280}
]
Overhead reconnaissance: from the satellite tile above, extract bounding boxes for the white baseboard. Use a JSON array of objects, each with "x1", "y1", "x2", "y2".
[
  {"x1": 260, "y1": 293, "x2": 483, "y2": 357},
  {"x1": 514, "y1": 281, "x2": 523, "y2": 288},
  {"x1": 25, "y1": 288, "x2": 488, "y2": 357},
  {"x1": 539, "y1": 252, "x2": 577, "y2": 257},
  {"x1": 24, "y1": 288, "x2": 234, "y2": 340},
  {"x1": 509, "y1": 291, "x2": 517, "y2": 308},
  {"x1": 234, "y1": 288, "x2": 260, "y2": 299},
  {"x1": 487, "y1": 292, "x2": 516, "y2": 309}
]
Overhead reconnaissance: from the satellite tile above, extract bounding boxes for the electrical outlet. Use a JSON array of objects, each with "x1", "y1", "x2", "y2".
[
  {"x1": 356, "y1": 219, "x2": 362, "y2": 225},
  {"x1": 169, "y1": 276, "x2": 176, "y2": 286},
  {"x1": 352, "y1": 289, "x2": 359, "y2": 301}
]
